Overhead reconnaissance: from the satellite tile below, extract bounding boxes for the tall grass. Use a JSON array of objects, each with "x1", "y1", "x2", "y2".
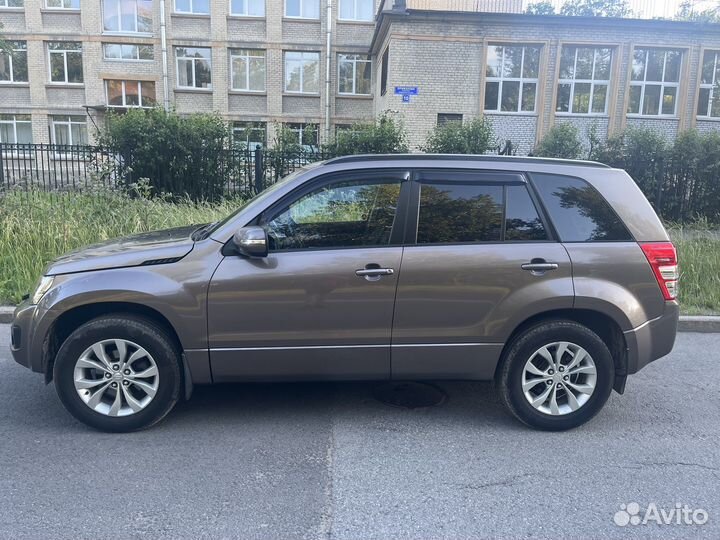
[
  {"x1": 0, "y1": 190, "x2": 242, "y2": 305},
  {"x1": 669, "y1": 226, "x2": 720, "y2": 315}
]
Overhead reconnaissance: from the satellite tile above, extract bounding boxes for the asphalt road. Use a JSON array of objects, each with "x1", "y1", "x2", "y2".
[{"x1": 1, "y1": 326, "x2": 718, "y2": 540}]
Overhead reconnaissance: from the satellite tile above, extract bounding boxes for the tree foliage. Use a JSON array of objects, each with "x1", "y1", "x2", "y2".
[
  {"x1": 559, "y1": 0, "x2": 632, "y2": 17},
  {"x1": 322, "y1": 113, "x2": 408, "y2": 155},
  {"x1": 533, "y1": 123, "x2": 583, "y2": 159},
  {"x1": 525, "y1": 1, "x2": 556, "y2": 15},
  {"x1": 675, "y1": 0, "x2": 720, "y2": 22},
  {"x1": 421, "y1": 117, "x2": 495, "y2": 154},
  {"x1": 0, "y1": 22, "x2": 12, "y2": 54},
  {"x1": 98, "y1": 108, "x2": 232, "y2": 201}
]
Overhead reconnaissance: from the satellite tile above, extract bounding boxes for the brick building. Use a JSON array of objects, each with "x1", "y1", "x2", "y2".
[{"x1": 1, "y1": 0, "x2": 719, "y2": 152}]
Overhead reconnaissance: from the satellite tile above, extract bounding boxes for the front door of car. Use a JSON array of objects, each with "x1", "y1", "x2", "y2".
[{"x1": 207, "y1": 170, "x2": 410, "y2": 381}]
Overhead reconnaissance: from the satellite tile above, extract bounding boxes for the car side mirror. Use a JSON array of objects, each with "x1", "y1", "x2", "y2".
[{"x1": 232, "y1": 226, "x2": 268, "y2": 258}]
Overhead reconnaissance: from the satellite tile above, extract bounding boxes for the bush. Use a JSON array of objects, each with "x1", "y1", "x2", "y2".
[
  {"x1": 322, "y1": 113, "x2": 408, "y2": 155},
  {"x1": 98, "y1": 108, "x2": 233, "y2": 201},
  {"x1": 422, "y1": 117, "x2": 494, "y2": 154},
  {"x1": 533, "y1": 123, "x2": 583, "y2": 159}
]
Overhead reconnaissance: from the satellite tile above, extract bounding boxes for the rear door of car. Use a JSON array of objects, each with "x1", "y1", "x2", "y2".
[{"x1": 390, "y1": 168, "x2": 574, "y2": 380}]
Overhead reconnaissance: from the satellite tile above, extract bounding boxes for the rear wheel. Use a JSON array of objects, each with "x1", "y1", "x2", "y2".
[
  {"x1": 498, "y1": 320, "x2": 614, "y2": 431},
  {"x1": 54, "y1": 315, "x2": 181, "y2": 432}
]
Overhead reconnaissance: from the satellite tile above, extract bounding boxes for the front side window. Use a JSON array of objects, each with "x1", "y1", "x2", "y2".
[
  {"x1": 103, "y1": 0, "x2": 153, "y2": 33},
  {"x1": 230, "y1": 49, "x2": 265, "y2": 92},
  {"x1": 233, "y1": 121, "x2": 266, "y2": 150},
  {"x1": 176, "y1": 47, "x2": 212, "y2": 89},
  {"x1": 103, "y1": 43, "x2": 154, "y2": 61},
  {"x1": 285, "y1": 0, "x2": 319, "y2": 18},
  {"x1": 175, "y1": 0, "x2": 209, "y2": 14},
  {"x1": 46, "y1": 0, "x2": 80, "y2": 9},
  {"x1": 265, "y1": 179, "x2": 402, "y2": 251},
  {"x1": 698, "y1": 50, "x2": 720, "y2": 118},
  {"x1": 106, "y1": 80, "x2": 156, "y2": 107},
  {"x1": 628, "y1": 48, "x2": 682, "y2": 116},
  {"x1": 0, "y1": 114, "x2": 32, "y2": 143},
  {"x1": 338, "y1": 54, "x2": 371, "y2": 95},
  {"x1": 485, "y1": 44, "x2": 540, "y2": 113},
  {"x1": 557, "y1": 46, "x2": 612, "y2": 115},
  {"x1": 0, "y1": 0, "x2": 24, "y2": 7},
  {"x1": 532, "y1": 174, "x2": 632, "y2": 242},
  {"x1": 231, "y1": 0, "x2": 265, "y2": 16},
  {"x1": 286, "y1": 122, "x2": 318, "y2": 148},
  {"x1": 339, "y1": 0, "x2": 373, "y2": 21},
  {"x1": 284, "y1": 51, "x2": 320, "y2": 93},
  {"x1": 0, "y1": 41, "x2": 28, "y2": 83},
  {"x1": 51, "y1": 115, "x2": 87, "y2": 145},
  {"x1": 48, "y1": 42, "x2": 83, "y2": 84}
]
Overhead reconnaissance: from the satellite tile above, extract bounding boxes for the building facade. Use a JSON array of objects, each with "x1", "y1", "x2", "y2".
[{"x1": 1, "y1": 0, "x2": 719, "y2": 152}]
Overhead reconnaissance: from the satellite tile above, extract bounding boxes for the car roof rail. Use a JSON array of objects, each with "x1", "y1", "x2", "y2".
[{"x1": 321, "y1": 154, "x2": 611, "y2": 169}]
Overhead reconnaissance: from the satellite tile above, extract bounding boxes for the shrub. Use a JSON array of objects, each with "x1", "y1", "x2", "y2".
[
  {"x1": 533, "y1": 123, "x2": 583, "y2": 159},
  {"x1": 322, "y1": 113, "x2": 408, "y2": 155},
  {"x1": 422, "y1": 117, "x2": 494, "y2": 154}
]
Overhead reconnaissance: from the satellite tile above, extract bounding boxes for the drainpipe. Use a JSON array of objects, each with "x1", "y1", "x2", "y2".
[
  {"x1": 160, "y1": 0, "x2": 170, "y2": 111},
  {"x1": 324, "y1": 0, "x2": 333, "y2": 141}
]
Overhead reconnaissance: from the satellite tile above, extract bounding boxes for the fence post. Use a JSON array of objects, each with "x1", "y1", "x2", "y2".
[
  {"x1": 0, "y1": 143, "x2": 5, "y2": 189},
  {"x1": 654, "y1": 157, "x2": 665, "y2": 219},
  {"x1": 254, "y1": 146, "x2": 264, "y2": 194}
]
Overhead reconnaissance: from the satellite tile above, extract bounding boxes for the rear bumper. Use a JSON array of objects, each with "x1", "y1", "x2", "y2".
[{"x1": 624, "y1": 301, "x2": 679, "y2": 374}]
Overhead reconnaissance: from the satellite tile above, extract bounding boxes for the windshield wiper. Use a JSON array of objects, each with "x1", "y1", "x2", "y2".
[{"x1": 191, "y1": 222, "x2": 216, "y2": 241}]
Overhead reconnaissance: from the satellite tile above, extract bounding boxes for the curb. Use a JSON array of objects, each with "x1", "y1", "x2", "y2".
[{"x1": 2, "y1": 306, "x2": 720, "y2": 332}]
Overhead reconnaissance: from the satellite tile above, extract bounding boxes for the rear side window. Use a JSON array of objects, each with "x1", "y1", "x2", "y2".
[{"x1": 531, "y1": 174, "x2": 632, "y2": 242}]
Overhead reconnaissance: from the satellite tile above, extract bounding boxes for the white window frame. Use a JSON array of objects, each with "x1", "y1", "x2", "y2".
[
  {"x1": 628, "y1": 48, "x2": 682, "y2": 117},
  {"x1": 338, "y1": 0, "x2": 373, "y2": 21},
  {"x1": 0, "y1": 114, "x2": 32, "y2": 144},
  {"x1": 284, "y1": 51, "x2": 320, "y2": 94},
  {"x1": 103, "y1": 0, "x2": 152, "y2": 34},
  {"x1": 0, "y1": 41, "x2": 28, "y2": 84},
  {"x1": 175, "y1": 47, "x2": 212, "y2": 89},
  {"x1": 230, "y1": 0, "x2": 265, "y2": 16},
  {"x1": 50, "y1": 115, "x2": 87, "y2": 146},
  {"x1": 230, "y1": 49, "x2": 266, "y2": 92},
  {"x1": 484, "y1": 44, "x2": 540, "y2": 114},
  {"x1": 233, "y1": 121, "x2": 266, "y2": 150},
  {"x1": 556, "y1": 46, "x2": 612, "y2": 116},
  {"x1": 287, "y1": 122, "x2": 319, "y2": 149},
  {"x1": 338, "y1": 53, "x2": 371, "y2": 95},
  {"x1": 103, "y1": 43, "x2": 154, "y2": 61},
  {"x1": 45, "y1": 0, "x2": 80, "y2": 9},
  {"x1": 105, "y1": 79, "x2": 156, "y2": 107},
  {"x1": 0, "y1": 0, "x2": 25, "y2": 7},
  {"x1": 698, "y1": 50, "x2": 720, "y2": 119},
  {"x1": 284, "y1": 0, "x2": 319, "y2": 19},
  {"x1": 174, "y1": 0, "x2": 209, "y2": 14},
  {"x1": 48, "y1": 42, "x2": 83, "y2": 85}
]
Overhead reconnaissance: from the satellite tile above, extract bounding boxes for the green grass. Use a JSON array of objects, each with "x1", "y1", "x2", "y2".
[{"x1": 1, "y1": 190, "x2": 719, "y2": 315}]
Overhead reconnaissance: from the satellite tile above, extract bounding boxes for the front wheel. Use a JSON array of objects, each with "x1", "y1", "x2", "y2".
[
  {"x1": 53, "y1": 315, "x2": 181, "y2": 432},
  {"x1": 498, "y1": 320, "x2": 614, "y2": 431}
]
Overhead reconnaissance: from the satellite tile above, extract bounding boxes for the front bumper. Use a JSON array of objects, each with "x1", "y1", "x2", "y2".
[
  {"x1": 10, "y1": 300, "x2": 41, "y2": 372},
  {"x1": 624, "y1": 301, "x2": 680, "y2": 374}
]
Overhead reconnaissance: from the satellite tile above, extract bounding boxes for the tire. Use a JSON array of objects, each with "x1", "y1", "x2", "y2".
[
  {"x1": 53, "y1": 315, "x2": 181, "y2": 432},
  {"x1": 498, "y1": 320, "x2": 614, "y2": 431}
]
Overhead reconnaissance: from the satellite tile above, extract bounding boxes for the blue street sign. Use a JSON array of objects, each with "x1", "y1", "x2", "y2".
[
  {"x1": 394, "y1": 86, "x2": 419, "y2": 96},
  {"x1": 402, "y1": 94, "x2": 410, "y2": 103}
]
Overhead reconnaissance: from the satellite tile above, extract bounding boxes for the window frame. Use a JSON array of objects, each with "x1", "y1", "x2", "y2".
[
  {"x1": 175, "y1": 46, "x2": 212, "y2": 89},
  {"x1": 47, "y1": 41, "x2": 83, "y2": 85},
  {"x1": 229, "y1": 48, "x2": 266, "y2": 92},
  {"x1": 698, "y1": 50, "x2": 720, "y2": 119},
  {"x1": 45, "y1": 0, "x2": 80, "y2": 10},
  {"x1": 232, "y1": 120, "x2": 267, "y2": 150},
  {"x1": 284, "y1": 51, "x2": 320, "y2": 94},
  {"x1": 556, "y1": 45, "x2": 613, "y2": 116},
  {"x1": 338, "y1": 0, "x2": 373, "y2": 21},
  {"x1": 484, "y1": 44, "x2": 541, "y2": 114},
  {"x1": 230, "y1": 0, "x2": 265, "y2": 16},
  {"x1": 627, "y1": 47, "x2": 683, "y2": 118},
  {"x1": 105, "y1": 79, "x2": 156, "y2": 108},
  {"x1": 103, "y1": 0, "x2": 153, "y2": 34},
  {"x1": 50, "y1": 115, "x2": 88, "y2": 146},
  {"x1": 0, "y1": 114, "x2": 32, "y2": 144},
  {"x1": 337, "y1": 53, "x2": 372, "y2": 96},
  {"x1": 284, "y1": 0, "x2": 319, "y2": 19},
  {"x1": 174, "y1": 0, "x2": 210, "y2": 14},
  {"x1": 285, "y1": 122, "x2": 320, "y2": 149},
  {"x1": 103, "y1": 43, "x2": 154, "y2": 62},
  {"x1": 0, "y1": 0, "x2": 25, "y2": 7},
  {"x1": 0, "y1": 41, "x2": 28, "y2": 84}
]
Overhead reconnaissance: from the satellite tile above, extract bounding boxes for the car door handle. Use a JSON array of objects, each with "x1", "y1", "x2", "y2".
[
  {"x1": 521, "y1": 261, "x2": 559, "y2": 273},
  {"x1": 355, "y1": 268, "x2": 395, "y2": 277}
]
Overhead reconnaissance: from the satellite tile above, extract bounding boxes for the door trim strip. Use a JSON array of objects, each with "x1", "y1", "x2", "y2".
[{"x1": 201, "y1": 342, "x2": 501, "y2": 352}]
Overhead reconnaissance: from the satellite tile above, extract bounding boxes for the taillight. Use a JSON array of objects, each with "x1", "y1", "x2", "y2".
[{"x1": 640, "y1": 242, "x2": 679, "y2": 301}]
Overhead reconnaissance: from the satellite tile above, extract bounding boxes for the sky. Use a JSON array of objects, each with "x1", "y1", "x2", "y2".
[{"x1": 523, "y1": 0, "x2": 717, "y2": 18}]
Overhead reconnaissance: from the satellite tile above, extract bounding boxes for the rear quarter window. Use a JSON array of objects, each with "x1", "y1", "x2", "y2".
[{"x1": 531, "y1": 173, "x2": 632, "y2": 242}]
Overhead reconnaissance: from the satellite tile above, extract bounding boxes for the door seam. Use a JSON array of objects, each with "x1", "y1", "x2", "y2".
[{"x1": 389, "y1": 246, "x2": 405, "y2": 380}]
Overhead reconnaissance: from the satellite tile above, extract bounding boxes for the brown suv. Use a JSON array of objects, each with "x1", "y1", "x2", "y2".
[{"x1": 10, "y1": 155, "x2": 679, "y2": 432}]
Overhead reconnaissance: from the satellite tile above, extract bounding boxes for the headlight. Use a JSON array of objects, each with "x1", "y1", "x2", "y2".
[{"x1": 32, "y1": 276, "x2": 54, "y2": 305}]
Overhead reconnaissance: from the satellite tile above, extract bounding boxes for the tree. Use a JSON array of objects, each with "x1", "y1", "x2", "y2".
[
  {"x1": 559, "y1": 0, "x2": 632, "y2": 17},
  {"x1": 525, "y1": 1, "x2": 556, "y2": 15},
  {"x1": 675, "y1": 0, "x2": 720, "y2": 22},
  {"x1": 421, "y1": 117, "x2": 494, "y2": 154},
  {"x1": 533, "y1": 123, "x2": 583, "y2": 159}
]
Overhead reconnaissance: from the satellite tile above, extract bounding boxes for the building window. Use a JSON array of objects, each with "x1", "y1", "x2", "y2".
[
  {"x1": 0, "y1": 0, "x2": 24, "y2": 6},
  {"x1": 285, "y1": 0, "x2": 319, "y2": 18},
  {"x1": 51, "y1": 115, "x2": 87, "y2": 145},
  {"x1": 698, "y1": 50, "x2": 720, "y2": 118},
  {"x1": 46, "y1": 0, "x2": 80, "y2": 9},
  {"x1": 176, "y1": 47, "x2": 212, "y2": 89},
  {"x1": 557, "y1": 46, "x2": 612, "y2": 115},
  {"x1": 380, "y1": 46, "x2": 388, "y2": 96},
  {"x1": 338, "y1": 54, "x2": 371, "y2": 95},
  {"x1": 0, "y1": 114, "x2": 32, "y2": 144},
  {"x1": 103, "y1": 43, "x2": 154, "y2": 61},
  {"x1": 484, "y1": 44, "x2": 540, "y2": 113},
  {"x1": 103, "y1": 0, "x2": 152, "y2": 33},
  {"x1": 48, "y1": 42, "x2": 83, "y2": 84},
  {"x1": 175, "y1": 0, "x2": 209, "y2": 14},
  {"x1": 628, "y1": 48, "x2": 682, "y2": 116},
  {"x1": 437, "y1": 113, "x2": 463, "y2": 126},
  {"x1": 230, "y1": 0, "x2": 264, "y2": 16},
  {"x1": 233, "y1": 121, "x2": 266, "y2": 150},
  {"x1": 230, "y1": 49, "x2": 266, "y2": 92},
  {"x1": 339, "y1": 0, "x2": 373, "y2": 21},
  {"x1": 284, "y1": 51, "x2": 320, "y2": 93},
  {"x1": 0, "y1": 41, "x2": 28, "y2": 83},
  {"x1": 286, "y1": 123, "x2": 319, "y2": 148},
  {"x1": 106, "y1": 80, "x2": 156, "y2": 107}
]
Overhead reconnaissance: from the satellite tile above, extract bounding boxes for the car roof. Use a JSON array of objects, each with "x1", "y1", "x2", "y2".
[{"x1": 322, "y1": 154, "x2": 611, "y2": 169}]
